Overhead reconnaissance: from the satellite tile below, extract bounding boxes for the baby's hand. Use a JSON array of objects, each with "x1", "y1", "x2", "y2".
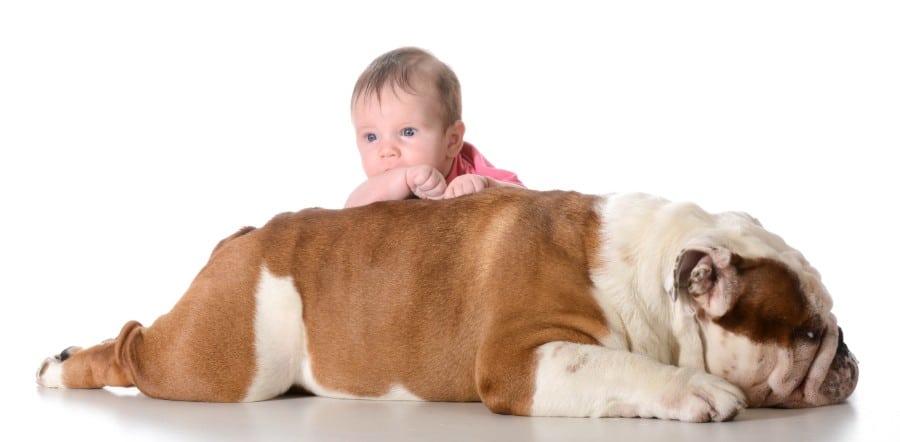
[
  {"x1": 444, "y1": 174, "x2": 490, "y2": 199},
  {"x1": 405, "y1": 165, "x2": 447, "y2": 200}
]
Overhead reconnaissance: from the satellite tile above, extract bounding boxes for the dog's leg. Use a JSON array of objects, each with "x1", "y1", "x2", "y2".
[
  {"x1": 36, "y1": 321, "x2": 142, "y2": 390},
  {"x1": 529, "y1": 341, "x2": 747, "y2": 422},
  {"x1": 35, "y1": 229, "x2": 289, "y2": 402},
  {"x1": 35, "y1": 307, "x2": 255, "y2": 402},
  {"x1": 36, "y1": 284, "x2": 261, "y2": 402},
  {"x1": 36, "y1": 279, "x2": 263, "y2": 402}
]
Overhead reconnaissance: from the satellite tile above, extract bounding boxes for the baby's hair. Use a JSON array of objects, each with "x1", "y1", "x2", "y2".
[{"x1": 352, "y1": 47, "x2": 461, "y2": 129}]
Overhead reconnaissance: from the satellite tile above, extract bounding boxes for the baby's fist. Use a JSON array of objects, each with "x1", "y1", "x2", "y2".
[
  {"x1": 444, "y1": 174, "x2": 490, "y2": 199},
  {"x1": 406, "y1": 165, "x2": 447, "y2": 200}
]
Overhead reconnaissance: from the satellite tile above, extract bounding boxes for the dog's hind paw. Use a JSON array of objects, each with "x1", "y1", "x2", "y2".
[{"x1": 36, "y1": 346, "x2": 81, "y2": 388}]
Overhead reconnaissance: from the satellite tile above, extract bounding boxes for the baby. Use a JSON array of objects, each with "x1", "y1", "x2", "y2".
[{"x1": 345, "y1": 47, "x2": 524, "y2": 208}]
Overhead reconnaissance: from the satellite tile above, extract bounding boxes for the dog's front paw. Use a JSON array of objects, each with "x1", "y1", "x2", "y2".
[
  {"x1": 36, "y1": 346, "x2": 81, "y2": 388},
  {"x1": 662, "y1": 369, "x2": 747, "y2": 422}
]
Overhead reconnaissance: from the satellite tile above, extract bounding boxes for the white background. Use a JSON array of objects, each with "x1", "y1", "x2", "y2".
[{"x1": 1, "y1": 1, "x2": 898, "y2": 438}]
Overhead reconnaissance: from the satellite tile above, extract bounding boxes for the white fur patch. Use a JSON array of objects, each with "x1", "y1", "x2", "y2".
[
  {"x1": 375, "y1": 385, "x2": 423, "y2": 401},
  {"x1": 704, "y1": 325, "x2": 778, "y2": 399},
  {"x1": 242, "y1": 266, "x2": 422, "y2": 402},
  {"x1": 37, "y1": 358, "x2": 64, "y2": 388},
  {"x1": 530, "y1": 341, "x2": 744, "y2": 420},
  {"x1": 531, "y1": 342, "x2": 744, "y2": 422},
  {"x1": 298, "y1": 357, "x2": 422, "y2": 401},
  {"x1": 591, "y1": 194, "x2": 706, "y2": 367},
  {"x1": 531, "y1": 341, "x2": 649, "y2": 417},
  {"x1": 242, "y1": 266, "x2": 306, "y2": 402}
]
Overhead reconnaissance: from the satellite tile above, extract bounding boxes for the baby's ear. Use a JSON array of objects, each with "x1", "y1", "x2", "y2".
[{"x1": 445, "y1": 121, "x2": 466, "y2": 157}]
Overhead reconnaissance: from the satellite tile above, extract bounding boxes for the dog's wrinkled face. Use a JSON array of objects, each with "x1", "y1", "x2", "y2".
[{"x1": 675, "y1": 245, "x2": 858, "y2": 408}]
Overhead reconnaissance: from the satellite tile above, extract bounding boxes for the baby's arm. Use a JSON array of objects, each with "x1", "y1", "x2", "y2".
[
  {"x1": 344, "y1": 165, "x2": 447, "y2": 208},
  {"x1": 444, "y1": 174, "x2": 523, "y2": 199}
]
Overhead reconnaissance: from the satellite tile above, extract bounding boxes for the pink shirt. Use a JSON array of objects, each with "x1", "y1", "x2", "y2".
[{"x1": 446, "y1": 142, "x2": 524, "y2": 187}]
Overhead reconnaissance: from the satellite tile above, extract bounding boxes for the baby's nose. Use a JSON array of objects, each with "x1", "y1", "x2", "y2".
[{"x1": 379, "y1": 144, "x2": 399, "y2": 157}]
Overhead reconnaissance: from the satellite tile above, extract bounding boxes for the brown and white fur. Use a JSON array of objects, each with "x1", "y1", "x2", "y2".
[{"x1": 36, "y1": 188, "x2": 857, "y2": 422}]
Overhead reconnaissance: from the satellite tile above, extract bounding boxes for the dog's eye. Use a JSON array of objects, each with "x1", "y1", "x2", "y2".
[{"x1": 800, "y1": 328, "x2": 823, "y2": 341}]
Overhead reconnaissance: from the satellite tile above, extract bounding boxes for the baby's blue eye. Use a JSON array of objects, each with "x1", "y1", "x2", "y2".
[
  {"x1": 366, "y1": 133, "x2": 377, "y2": 142},
  {"x1": 401, "y1": 128, "x2": 416, "y2": 137}
]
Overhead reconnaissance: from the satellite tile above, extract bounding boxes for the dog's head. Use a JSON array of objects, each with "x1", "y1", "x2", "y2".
[{"x1": 671, "y1": 213, "x2": 858, "y2": 408}]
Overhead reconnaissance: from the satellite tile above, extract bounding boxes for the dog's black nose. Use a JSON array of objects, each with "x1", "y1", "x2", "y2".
[{"x1": 835, "y1": 327, "x2": 857, "y2": 366}]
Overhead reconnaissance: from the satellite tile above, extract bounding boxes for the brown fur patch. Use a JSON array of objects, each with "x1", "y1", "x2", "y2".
[
  {"x1": 714, "y1": 257, "x2": 819, "y2": 346},
  {"x1": 258, "y1": 188, "x2": 608, "y2": 413}
]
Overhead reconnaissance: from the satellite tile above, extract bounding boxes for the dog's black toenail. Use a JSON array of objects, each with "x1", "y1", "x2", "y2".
[{"x1": 60, "y1": 346, "x2": 77, "y2": 361}]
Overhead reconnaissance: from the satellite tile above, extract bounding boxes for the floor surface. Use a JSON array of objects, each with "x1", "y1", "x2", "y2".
[{"x1": 10, "y1": 361, "x2": 890, "y2": 442}]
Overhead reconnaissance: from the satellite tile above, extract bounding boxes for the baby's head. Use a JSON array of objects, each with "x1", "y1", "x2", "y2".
[
  {"x1": 352, "y1": 47, "x2": 461, "y2": 130},
  {"x1": 351, "y1": 47, "x2": 466, "y2": 178}
]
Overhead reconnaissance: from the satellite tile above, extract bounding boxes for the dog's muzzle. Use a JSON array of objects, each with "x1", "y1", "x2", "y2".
[
  {"x1": 819, "y1": 328, "x2": 858, "y2": 403},
  {"x1": 780, "y1": 326, "x2": 858, "y2": 408}
]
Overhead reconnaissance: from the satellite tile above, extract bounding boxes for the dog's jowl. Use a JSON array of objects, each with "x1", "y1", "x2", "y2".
[{"x1": 37, "y1": 188, "x2": 858, "y2": 422}]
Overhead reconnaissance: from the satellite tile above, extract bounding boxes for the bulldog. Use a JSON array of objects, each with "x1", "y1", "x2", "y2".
[{"x1": 36, "y1": 188, "x2": 857, "y2": 422}]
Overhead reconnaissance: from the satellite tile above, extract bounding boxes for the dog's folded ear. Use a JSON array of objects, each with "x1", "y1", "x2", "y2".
[{"x1": 672, "y1": 246, "x2": 743, "y2": 319}]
